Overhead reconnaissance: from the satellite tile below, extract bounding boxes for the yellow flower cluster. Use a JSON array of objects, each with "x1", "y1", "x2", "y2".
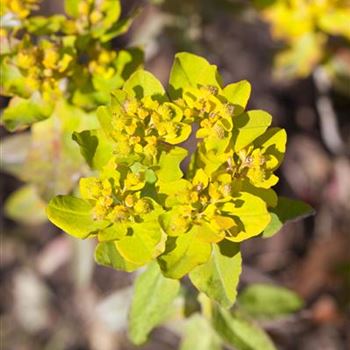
[
  {"x1": 88, "y1": 49, "x2": 118, "y2": 79},
  {"x1": 262, "y1": 0, "x2": 350, "y2": 41},
  {"x1": 109, "y1": 93, "x2": 192, "y2": 162},
  {"x1": 14, "y1": 39, "x2": 74, "y2": 100},
  {"x1": 1, "y1": 0, "x2": 139, "y2": 118},
  {"x1": 1, "y1": 0, "x2": 40, "y2": 19},
  {"x1": 257, "y1": 0, "x2": 350, "y2": 77},
  {"x1": 80, "y1": 161, "x2": 154, "y2": 223},
  {"x1": 47, "y1": 54, "x2": 290, "y2": 279},
  {"x1": 93, "y1": 72, "x2": 285, "y2": 248}
]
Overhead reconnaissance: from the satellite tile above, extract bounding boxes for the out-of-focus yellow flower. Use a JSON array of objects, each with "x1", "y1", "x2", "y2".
[
  {"x1": 90, "y1": 10, "x2": 103, "y2": 24},
  {"x1": 258, "y1": 0, "x2": 350, "y2": 77},
  {"x1": 43, "y1": 48, "x2": 60, "y2": 70},
  {"x1": 2, "y1": 0, "x2": 40, "y2": 19}
]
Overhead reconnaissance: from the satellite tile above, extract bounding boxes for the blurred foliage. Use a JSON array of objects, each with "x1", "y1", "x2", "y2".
[
  {"x1": 0, "y1": 0, "x2": 143, "y2": 223},
  {"x1": 213, "y1": 307, "x2": 276, "y2": 350},
  {"x1": 4, "y1": 184, "x2": 47, "y2": 224},
  {"x1": 254, "y1": 0, "x2": 350, "y2": 84},
  {"x1": 237, "y1": 283, "x2": 304, "y2": 319}
]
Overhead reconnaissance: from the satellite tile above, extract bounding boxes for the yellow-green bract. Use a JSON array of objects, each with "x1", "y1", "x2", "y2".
[{"x1": 47, "y1": 52, "x2": 312, "y2": 308}]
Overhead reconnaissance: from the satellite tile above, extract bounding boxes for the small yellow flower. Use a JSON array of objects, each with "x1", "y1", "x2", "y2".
[
  {"x1": 124, "y1": 194, "x2": 135, "y2": 207},
  {"x1": 17, "y1": 52, "x2": 35, "y2": 70},
  {"x1": 109, "y1": 205, "x2": 129, "y2": 222},
  {"x1": 90, "y1": 10, "x2": 103, "y2": 24},
  {"x1": 43, "y1": 48, "x2": 59, "y2": 69},
  {"x1": 123, "y1": 99, "x2": 138, "y2": 115},
  {"x1": 124, "y1": 172, "x2": 144, "y2": 190},
  {"x1": 78, "y1": 1, "x2": 90, "y2": 16},
  {"x1": 134, "y1": 199, "x2": 152, "y2": 214},
  {"x1": 137, "y1": 108, "x2": 149, "y2": 120},
  {"x1": 143, "y1": 96, "x2": 159, "y2": 110}
]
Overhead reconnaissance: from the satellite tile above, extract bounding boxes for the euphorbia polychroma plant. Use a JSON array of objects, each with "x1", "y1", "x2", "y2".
[{"x1": 47, "y1": 52, "x2": 312, "y2": 309}]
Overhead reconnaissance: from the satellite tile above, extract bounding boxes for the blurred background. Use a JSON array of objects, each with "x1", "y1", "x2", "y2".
[{"x1": 1, "y1": 0, "x2": 350, "y2": 349}]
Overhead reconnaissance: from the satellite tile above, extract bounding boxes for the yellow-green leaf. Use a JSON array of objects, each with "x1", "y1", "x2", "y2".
[
  {"x1": 2, "y1": 95, "x2": 53, "y2": 131},
  {"x1": 156, "y1": 146, "x2": 188, "y2": 183},
  {"x1": 158, "y1": 227, "x2": 212, "y2": 279},
  {"x1": 47, "y1": 195, "x2": 108, "y2": 239},
  {"x1": 169, "y1": 52, "x2": 222, "y2": 99},
  {"x1": 123, "y1": 70, "x2": 165, "y2": 99},
  {"x1": 180, "y1": 315, "x2": 222, "y2": 350},
  {"x1": 223, "y1": 80, "x2": 251, "y2": 115},
  {"x1": 129, "y1": 262, "x2": 180, "y2": 345},
  {"x1": 4, "y1": 185, "x2": 47, "y2": 225},
  {"x1": 189, "y1": 241, "x2": 242, "y2": 308},
  {"x1": 238, "y1": 283, "x2": 304, "y2": 319},
  {"x1": 221, "y1": 192, "x2": 271, "y2": 242},
  {"x1": 212, "y1": 307, "x2": 277, "y2": 350},
  {"x1": 116, "y1": 221, "x2": 164, "y2": 265},
  {"x1": 72, "y1": 129, "x2": 114, "y2": 170},
  {"x1": 263, "y1": 197, "x2": 314, "y2": 238},
  {"x1": 95, "y1": 241, "x2": 141, "y2": 272},
  {"x1": 232, "y1": 110, "x2": 272, "y2": 151}
]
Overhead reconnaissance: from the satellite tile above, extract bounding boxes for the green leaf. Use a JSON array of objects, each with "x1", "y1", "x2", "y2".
[
  {"x1": 71, "y1": 84, "x2": 104, "y2": 111},
  {"x1": 129, "y1": 262, "x2": 180, "y2": 345},
  {"x1": 189, "y1": 241, "x2": 242, "y2": 308},
  {"x1": 92, "y1": 73, "x2": 124, "y2": 96},
  {"x1": 232, "y1": 110, "x2": 272, "y2": 151},
  {"x1": 1, "y1": 56, "x2": 30, "y2": 97},
  {"x1": 223, "y1": 80, "x2": 251, "y2": 115},
  {"x1": 116, "y1": 223, "x2": 163, "y2": 266},
  {"x1": 156, "y1": 147, "x2": 188, "y2": 183},
  {"x1": 212, "y1": 307, "x2": 277, "y2": 350},
  {"x1": 97, "y1": 223, "x2": 128, "y2": 241},
  {"x1": 169, "y1": 52, "x2": 222, "y2": 99},
  {"x1": 180, "y1": 315, "x2": 222, "y2": 350},
  {"x1": 4, "y1": 185, "x2": 47, "y2": 225},
  {"x1": 123, "y1": 69, "x2": 165, "y2": 99},
  {"x1": 47, "y1": 195, "x2": 108, "y2": 239},
  {"x1": 95, "y1": 241, "x2": 141, "y2": 272},
  {"x1": 55, "y1": 98, "x2": 99, "y2": 131},
  {"x1": 221, "y1": 192, "x2": 271, "y2": 242},
  {"x1": 158, "y1": 227, "x2": 212, "y2": 279},
  {"x1": 91, "y1": 0, "x2": 122, "y2": 39},
  {"x1": 262, "y1": 197, "x2": 314, "y2": 238},
  {"x1": 97, "y1": 105, "x2": 113, "y2": 135},
  {"x1": 110, "y1": 89, "x2": 128, "y2": 111},
  {"x1": 26, "y1": 15, "x2": 66, "y2": 35},
  {"x1": 241, "y1": 181, "x2": 278, "y2": 208},
  {"x1": 114, "y1": 48, "x2": 144, "y2": 81},
  {"x1": 72, "y1": 129, "x2": 114, "y2": 170},
  {"x1": 2, "y1": 95, "x2": 53, "y2": 131},
  {"x1": 64, "y1": 0, "x2": 79, "y2": 17},
  {"x1": 238, "y1": 284, "x2": 304, "y2": 319},
  {"x1": 100, "y1": 9, "x2": 139, "y2": 42}
]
